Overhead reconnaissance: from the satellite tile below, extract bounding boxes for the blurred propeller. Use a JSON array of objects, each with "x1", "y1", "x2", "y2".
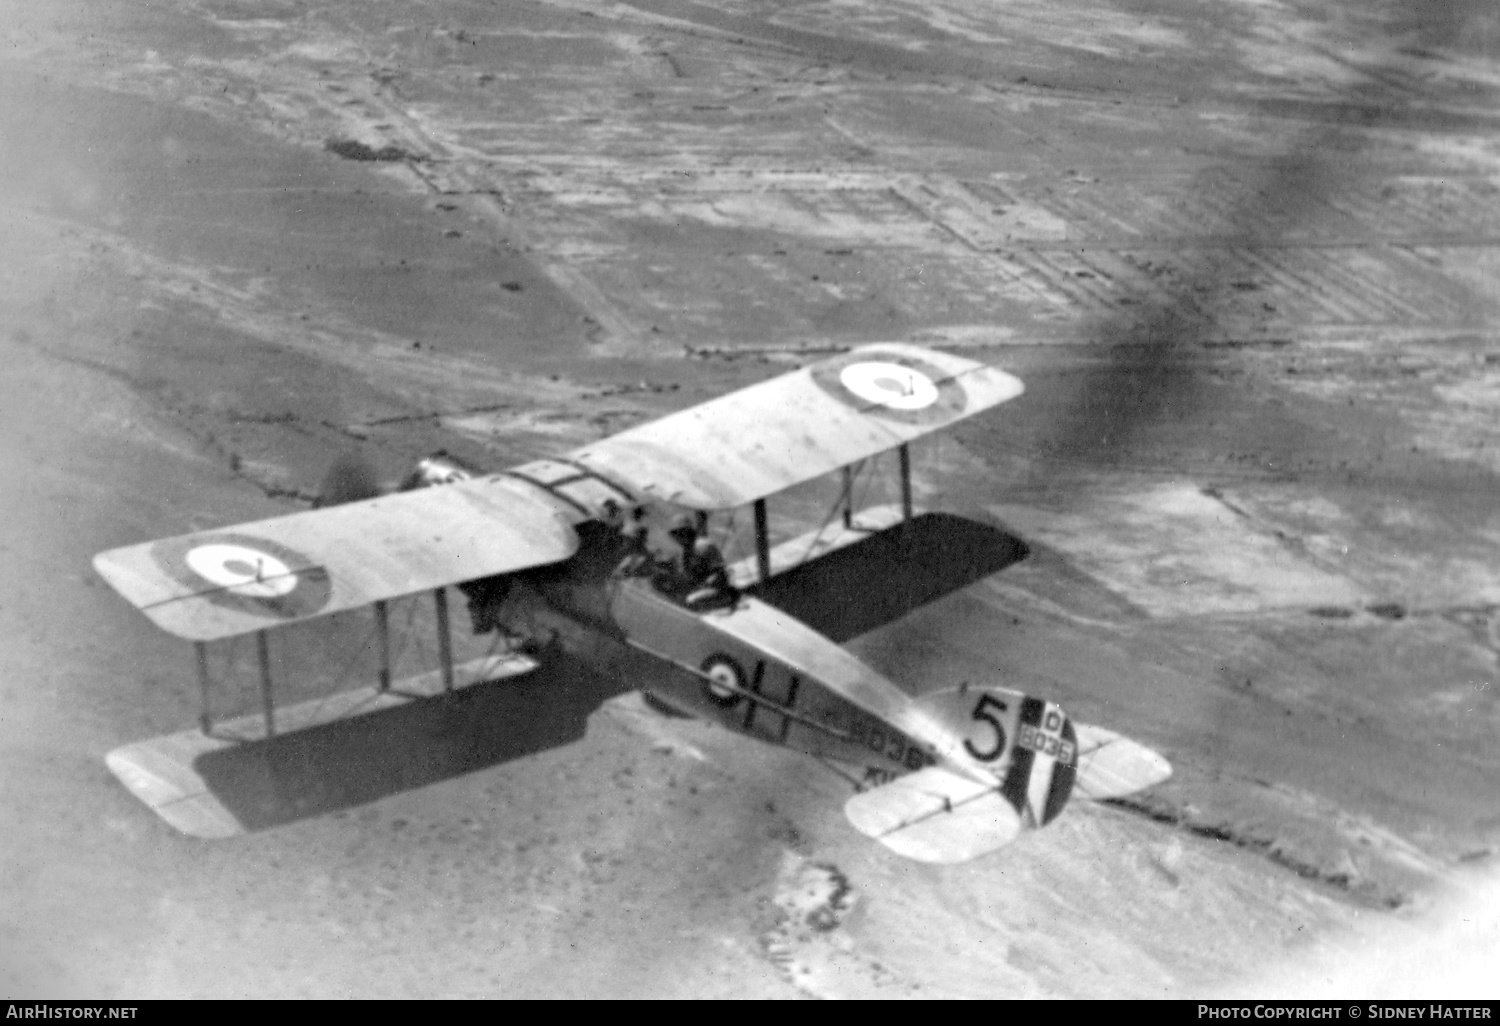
[
  {"x1": 314, "y1": 452, "x2": 384, "y2": 508},
  {"x1": 1027, "y1": 0, "x2": 1498, "y2": 488}
]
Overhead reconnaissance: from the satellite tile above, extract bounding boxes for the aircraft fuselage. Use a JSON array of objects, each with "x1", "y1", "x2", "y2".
[{"x1": 505, "y1": 527, "x2": 939, "y2": 786}]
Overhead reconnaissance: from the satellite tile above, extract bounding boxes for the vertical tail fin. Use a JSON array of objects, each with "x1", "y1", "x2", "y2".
[{"x1": 914, "y1": 685, "x2": 1078, "y2": 828}]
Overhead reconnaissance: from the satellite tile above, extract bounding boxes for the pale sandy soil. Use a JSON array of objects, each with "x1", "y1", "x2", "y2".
[{"x1": 1, "y1": 0, "x2": 1498, "y2": 999}]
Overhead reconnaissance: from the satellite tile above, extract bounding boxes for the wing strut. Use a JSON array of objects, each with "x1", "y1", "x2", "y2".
[
  {"x1": 184, "y1": 588, "x2": 460, "y2": 742},
  {"x1": 375, "y1": 599, "x2": 392, "y2": 693},
  {"x1": 256, "y1": 629, "x2": 276, "y2": 738},
  {"x1": 753, "y1": 499, "x2": 771, "y2": 583},
  {"x1": 195, "y1": 641, "x2": 212, "y2": 735},
  {"x1": 898, "y1": 443, "x2": 913, "y2": 520},
  {"x1": 434, "y1": 587, "x2": 455, "y2": 693}
]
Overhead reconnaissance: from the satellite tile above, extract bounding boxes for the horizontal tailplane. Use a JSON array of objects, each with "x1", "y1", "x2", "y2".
[
  {"x1": 843, "y1": 709, "x2": 1172, "y2": 863},
  {"x1": 844, "y1": 766, "x2": 1021, "y2": 863},
  {"x1": 1070, "y1": 723, "x2": 1173, "y2": 800}
]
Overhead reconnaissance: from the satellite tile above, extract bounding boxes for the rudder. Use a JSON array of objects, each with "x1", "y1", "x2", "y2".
[{"x1": 915, "y1": 685, "x2": 1077, "y2": 828}]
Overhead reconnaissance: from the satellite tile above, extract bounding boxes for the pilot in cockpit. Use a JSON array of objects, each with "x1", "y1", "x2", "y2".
[
  {"x1": 664, "y1": 512, "x2": 734, "y2": 607},
  {"x1": 608, "y1": 502, "x2": 652, "y2": 577}
]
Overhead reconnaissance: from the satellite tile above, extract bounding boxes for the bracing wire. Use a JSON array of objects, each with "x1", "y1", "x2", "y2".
[
  {"x1": 720, "y1": 508, "x2": 742, "y2": 563},
  {"x1": 476, "y1": 619, "x2": 515, "y2": 676},
  {"x1": 300, "y1": 612, "x2": 384, "y2": 722},
  {"x1": 388, "y1": 595, "x2": 423, "y2": 683},
  {"x1": 814, "y1": 756, "x2": 866, "y2": 792},
  {"x1": 794, "y1": 458, "x2": 867, "y2": 567},
  {"x1": 849, "y1": 454, "x2": 879, "y2": 524}
]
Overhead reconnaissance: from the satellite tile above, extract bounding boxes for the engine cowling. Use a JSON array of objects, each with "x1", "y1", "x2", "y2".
[
  {"x1": 396, "y1": 450, "x2": 514, "y2": 633},
  {"x1": 399, "y1": 450, "x2": 485, "y2": 491}
]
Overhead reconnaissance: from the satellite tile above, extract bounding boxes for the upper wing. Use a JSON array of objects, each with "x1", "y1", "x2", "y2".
[
  {"x1": 844, "y1": 766, "x2": 1022, "y2": 863},
  {"x1": 93, "y1": 474, "x2": 579, "y2": 641},
  {"x1": 569, "y1": 343, "x2": 1023, "y2": 510}
]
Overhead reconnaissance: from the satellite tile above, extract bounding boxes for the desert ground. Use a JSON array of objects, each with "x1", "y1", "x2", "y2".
[{"x1": 1, "y1": 0, "x2": 1498, "y2": 999}]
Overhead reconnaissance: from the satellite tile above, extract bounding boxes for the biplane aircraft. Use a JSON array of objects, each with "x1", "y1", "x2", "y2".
[{"x1": 94, "y1": 343, "x2": 1171, "y2": 863}]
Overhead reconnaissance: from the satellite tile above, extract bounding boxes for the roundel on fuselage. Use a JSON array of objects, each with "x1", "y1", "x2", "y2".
[{"x1": 700, "y1": 654, "x2": 745, "y2": 707}]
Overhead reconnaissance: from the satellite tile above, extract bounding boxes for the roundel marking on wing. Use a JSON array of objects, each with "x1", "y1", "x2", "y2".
[
  {"x1": 185, "y1": 543, "x2": 299, "y2": 599},
  {"x1": 838, "y1": 361, "x2": 941, "y2": 411},
  {"x1": 152, "y1": 532, "x2": 333, "y2": 620},
  {"x1": 809, "y1": 349, "x2": 967, "y2": 424}
]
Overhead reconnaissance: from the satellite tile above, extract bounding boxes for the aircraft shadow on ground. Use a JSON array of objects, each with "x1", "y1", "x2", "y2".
[
  {"x1": 192, "y1": 513, "x2": 1027, "y2": 833},
  {"x1": 193, "y1": 652, "x2": 630, "y2": 833},
  {"x1": 747, "y1": 511, "x2": 1030, "y2": 643}
]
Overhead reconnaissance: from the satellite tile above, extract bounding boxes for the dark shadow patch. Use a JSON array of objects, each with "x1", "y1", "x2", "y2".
[
  {"x1": 193, "y1": 652, "x2": 629, "y2": 832},
  {"x1": 324, "y1": 138, "x2": 425, "y2": 163},
  {"x1": 640, "y1": 691, "x2": 695, "y2": 718},
  {"x1": 747, "y1": 512, "x2": 1028, "y2": 643},
  {"x1": 1104, "y1": 793, "x2": 1408, "y2": 909}
]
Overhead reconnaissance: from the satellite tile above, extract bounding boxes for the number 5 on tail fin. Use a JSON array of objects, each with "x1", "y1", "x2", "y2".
[
  {"x1": 845, "y1": 687, "x2": 1174, "y2": 864},
  {"x1": 915, "y1": 683, "x2": 1172, "y2": 811},
  {"x1": 915, "y1": 685, "x2": 1080, "y2": 829},
  {"x1": 841, "y1": 687, "x2": 1076, "y2": 863}
]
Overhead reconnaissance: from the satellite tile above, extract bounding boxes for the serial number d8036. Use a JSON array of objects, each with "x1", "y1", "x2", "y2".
[
  {"x1": 1018, "y1": 722, "x2": 1076, "y2": 766},
  {"x1": 845, "y1": 717, "x2": 932, "y2": 771}
]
